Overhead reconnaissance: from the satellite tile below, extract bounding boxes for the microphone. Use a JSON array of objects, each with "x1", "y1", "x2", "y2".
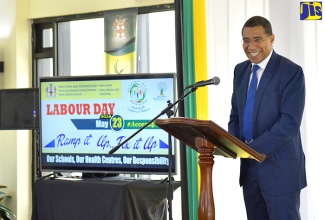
[{"x1": 189, "y1": 76, "x2": 220, "y2": 88}]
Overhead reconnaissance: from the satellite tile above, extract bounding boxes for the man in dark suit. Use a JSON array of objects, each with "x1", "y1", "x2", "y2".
[{"x1": 228, "y1": 16, "x2": 307, "y2": 220}]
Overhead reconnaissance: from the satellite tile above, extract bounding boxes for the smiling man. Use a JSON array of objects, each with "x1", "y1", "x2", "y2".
[{"x1": 228, "y1": 16, "x2": 307, "y2": 220}]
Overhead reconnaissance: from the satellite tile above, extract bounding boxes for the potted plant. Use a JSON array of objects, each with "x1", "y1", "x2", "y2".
[{"x1": 0, "y1": 185, "x2": 16, "y2": 220}]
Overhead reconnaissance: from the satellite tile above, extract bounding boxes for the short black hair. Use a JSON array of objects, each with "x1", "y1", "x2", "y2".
[{"x1": 242, "y1": 16, "x2": 273, "y2": 36}]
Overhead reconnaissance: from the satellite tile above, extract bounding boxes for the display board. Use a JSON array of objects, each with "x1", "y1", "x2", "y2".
[{"x1": 39, "y1": 73, "x2": 176, "y2": 174}]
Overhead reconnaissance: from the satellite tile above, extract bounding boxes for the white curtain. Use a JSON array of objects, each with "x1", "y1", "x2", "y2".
[{"x1": 206, "y1": 0, "x2": 325, "y2": 219}]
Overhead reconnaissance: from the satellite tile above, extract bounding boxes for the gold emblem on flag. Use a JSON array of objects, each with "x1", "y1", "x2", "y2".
[{"x1": 112, "y1": 15, "x2": 129, "y2": 42}]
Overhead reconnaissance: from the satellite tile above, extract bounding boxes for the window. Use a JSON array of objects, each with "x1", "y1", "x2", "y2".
[{"x1": 32, "y1": 4, "x2": 176, "y2": 84}]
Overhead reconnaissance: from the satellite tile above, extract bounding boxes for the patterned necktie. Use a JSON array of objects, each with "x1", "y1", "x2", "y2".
[{"x1": 243, "y1": 64, "x2": 260, "y2": 142}]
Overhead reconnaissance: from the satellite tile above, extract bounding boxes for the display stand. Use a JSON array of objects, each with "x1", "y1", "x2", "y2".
[{"x1": 155, "y1": 117, "x2": 266, "y2": 220}]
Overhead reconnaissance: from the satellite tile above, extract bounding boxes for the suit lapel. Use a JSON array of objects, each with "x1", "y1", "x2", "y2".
[
  {"x1": 238, "y1": 63, "x2": 252, "y2": 115},
  {"x1": 253, "y1": 51, "x2": 278, "y2": 120}
]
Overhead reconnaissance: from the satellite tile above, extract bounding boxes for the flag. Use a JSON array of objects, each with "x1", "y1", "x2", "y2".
[{"x1": 104, "y1": 8, "x2": 138, "y2": 74}]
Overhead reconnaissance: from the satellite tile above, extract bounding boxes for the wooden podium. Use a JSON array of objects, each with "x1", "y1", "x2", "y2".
[{"x1": 155, "y1": 117, "x2": 266, "y2": 220}]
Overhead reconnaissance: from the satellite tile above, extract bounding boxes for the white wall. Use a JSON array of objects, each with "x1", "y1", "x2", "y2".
[
  {"x1": 28, "y1": 0, "x2": 174, "y2": 19},
  {"x1": 0, "y1": 0, "x2": 32, "y2": 219}
]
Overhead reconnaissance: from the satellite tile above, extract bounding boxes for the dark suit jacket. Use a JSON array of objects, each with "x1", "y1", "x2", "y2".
[{"x1": 228, "y1": 50, "x2": 307, "y2": 195}]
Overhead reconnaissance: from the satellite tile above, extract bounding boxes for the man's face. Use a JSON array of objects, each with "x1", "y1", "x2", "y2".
[{"x1": 242, "y1": 26, "x2": 274, "y2": 64}]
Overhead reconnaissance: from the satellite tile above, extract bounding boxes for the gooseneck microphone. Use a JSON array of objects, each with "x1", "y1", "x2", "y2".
[{"x1": 188, "y1": 76, "x2": 220, "y2": 89}]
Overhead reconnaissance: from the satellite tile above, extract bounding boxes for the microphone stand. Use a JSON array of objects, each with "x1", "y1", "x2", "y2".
[
  {"x1": 108, "y1": 86, "x2": 198, "y2": 155},
  {"x1": 165, "y1": 100, "x2": 174, "y2": 220},
  {"x1": 108, "y1": 86, "x2": 198, "y2": 220}
]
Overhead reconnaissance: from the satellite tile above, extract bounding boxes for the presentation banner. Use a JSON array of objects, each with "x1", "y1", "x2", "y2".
[{"x1": 39, "y1": 75, "x2": 175, "y2": 172}]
